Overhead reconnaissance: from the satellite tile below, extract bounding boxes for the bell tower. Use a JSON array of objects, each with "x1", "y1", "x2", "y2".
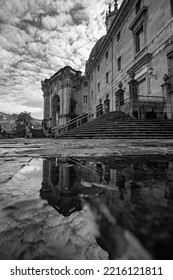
[{"x1": 105, "y1": 0, "x2": 118, "y2": 32}]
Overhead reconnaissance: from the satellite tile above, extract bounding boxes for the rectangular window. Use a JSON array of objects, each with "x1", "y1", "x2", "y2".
[
  {"x1": 118, "y1": 56, "x2": 121, "y2": 71},
  {"x1": 83, "y1": 81, "x2": 88, "y2": 87},
  {"x1": 91, "y1": 75, "x2": 93, "y2": 81},
  {"x1": 135, "y1": 0, "x2": 141, "y2": 14},
  {"x1": 98, "y1": 82, "x2": 100, "y2": 92},
  {"x1": 135, "y1": 25, "x2": 144, "y2": 53},
  {"x1": 97, "y1": 65, "x2": 100, "y2": 71},
  {"x1": 105, "y1": 51, "x2": 108, "y2": 60},
  {"x1": 117, "y1": 31, "x2": 121, "y2": 42},
  {"x1": 84, "y1": 95, "x2": 88, "y2": 103},
  {"x1": 91, "y1": 91, "x2": 94, "y2": 98},
  {"x1": 106, "y1": 72, "x2": 109, "y2": 83}
]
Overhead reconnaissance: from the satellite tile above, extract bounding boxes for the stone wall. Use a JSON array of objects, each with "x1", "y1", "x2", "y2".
[{"x1": 86, "y1": 0, "x2": 173, "y2": 117}]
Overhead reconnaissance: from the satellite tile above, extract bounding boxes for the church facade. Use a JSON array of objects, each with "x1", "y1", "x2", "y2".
[{"x1": 41, "y1": 0, "x2": 173, "y2": 130}]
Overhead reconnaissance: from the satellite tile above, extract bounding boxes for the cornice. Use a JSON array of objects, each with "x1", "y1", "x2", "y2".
[{"x1": 127, "y1": 53, "x2": 152, "y2": 74}]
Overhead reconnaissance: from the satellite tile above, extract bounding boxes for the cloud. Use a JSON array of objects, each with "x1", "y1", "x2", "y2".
[
  {"x1": 42, "y1": 15, "x2": 57, "y2": 30},
  {"x1": 0, "y1": 0, "x2": 123, "y2": 119}
]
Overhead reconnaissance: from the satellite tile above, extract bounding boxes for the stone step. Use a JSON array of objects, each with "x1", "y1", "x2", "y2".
[
  {"x1": 66, "y1": 132, "x2": 173, "y2": 137},
  {"x1": 56, "y1": 111, "x2": 173, "y2": 139},
  {"x1": 72, "y1": 121, "x2": 173, "y2": 126},
  {"x1": 78, "y1": 121, "x2": 173, "y2": 126},
  {"x1": 61, "y1": 130, "x2": 173, "y2": 135},
  {"x1": 69, "y1": 127, "x2": 173, "y2": 133},
  {"x1": 60, "y1": 135, "x2": 173, "y2": 139},
  {"x1": 63, "y1": 133, "x2": 173, "y2": 138},
  {"x1": 63, "y1": 134, "x2": 173, "y2": 138},
  {"x1": 67, "y1": 126, "x2": 173, "y2": 130}
]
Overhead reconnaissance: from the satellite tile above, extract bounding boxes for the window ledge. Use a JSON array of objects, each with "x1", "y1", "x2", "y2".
[
  {"x1": 129, "y1": 6, "x2": 148, "y2": 31},
  {"x1": 127, "y1": 52, "x2": 152, "y2": 75},
  {"x1": 135, "y1": 48, "x2": 146, "y2": 60}
]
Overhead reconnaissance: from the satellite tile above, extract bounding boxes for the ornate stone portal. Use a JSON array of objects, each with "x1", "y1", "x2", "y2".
[{"x1": 41, "y1": 66, "x2": 85, "y2": 130}]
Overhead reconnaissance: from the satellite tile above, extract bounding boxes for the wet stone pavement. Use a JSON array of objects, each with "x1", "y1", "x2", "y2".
[{"x1": 0, "y1": 138, "x2": 173, "y2": 260}]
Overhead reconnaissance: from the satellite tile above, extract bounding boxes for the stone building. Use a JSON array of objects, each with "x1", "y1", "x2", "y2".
[
  {"x1": 41, "y1": 66, "x2": 89, "y2": 129},
  {"x1": 41, "y1": 0, "x2": 173, "y2": 130}
]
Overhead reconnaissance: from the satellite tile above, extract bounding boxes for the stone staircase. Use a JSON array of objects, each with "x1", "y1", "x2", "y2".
[
  {"x1": 31, "y1": 128, "x2": 46, "y2": 138},
  {"x1": 56, "y1": 111, "x2": 173, "y2": 139}
]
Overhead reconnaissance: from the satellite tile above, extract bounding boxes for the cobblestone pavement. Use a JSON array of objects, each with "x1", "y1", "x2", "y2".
[
  {"x1": 1, "y1": 138, "x2": 173, "y2": 182},
  {"x1": 1, "y1": 138, "x2": 173, "y2": 159}
]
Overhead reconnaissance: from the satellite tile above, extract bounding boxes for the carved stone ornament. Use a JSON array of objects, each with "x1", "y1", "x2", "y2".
[
  {"x1": 118, "y1": 81, "x2": 123, "y2": 88},
  {"x1": 130, "y1": 70, "x2": 135, "y2": 79},
  {"x1": 163, "y1": 74, "x2": 169, "y2": 82}
]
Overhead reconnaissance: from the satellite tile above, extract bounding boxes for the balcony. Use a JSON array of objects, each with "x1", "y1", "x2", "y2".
[{"x1": 120, "y1": 95, "x2": 166, "y2": 119}]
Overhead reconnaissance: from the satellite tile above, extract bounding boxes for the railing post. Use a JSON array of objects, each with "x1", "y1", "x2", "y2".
[
  {"x1": 115, "y1": 82, "x2": 125, "y2": 111},
  {"x1": 104, "y1": 93, "x2": 110, "y2": 114},
  {"x1": 161, "y1": 74, "x2": 172, "y2": 119},
  {"x1": 128, "y1": 71, "x2": 138, "y2": 118}
]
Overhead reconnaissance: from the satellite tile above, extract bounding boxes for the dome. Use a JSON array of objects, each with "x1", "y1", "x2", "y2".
[{"x1": 89, "y1": 35, "x2": 106, "y2": 61}]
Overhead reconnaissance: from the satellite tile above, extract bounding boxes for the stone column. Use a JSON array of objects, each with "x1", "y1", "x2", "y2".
[
  {"x1": 41, "y1": 81, "x2": 47, "y2": 120},
  {"x1": 128, "y1": 71, "x2": 139, "y2": 118},
  {"x1": 115, "y1": 82, "x2": 124, "y2": 111},
  {"x1": 161, "y1": 74, "x2": 172, "y2": 119},
  {"x1": 104, "y1": 93, "x2": 110, "y2": 114},
  {"x1": 41, "y1": 80, "x2": 51, "y2": 126}
]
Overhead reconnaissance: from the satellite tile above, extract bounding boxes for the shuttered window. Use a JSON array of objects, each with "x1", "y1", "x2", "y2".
[{"x1": 137, "y1": 78, "x2": 146, "y2": 96}]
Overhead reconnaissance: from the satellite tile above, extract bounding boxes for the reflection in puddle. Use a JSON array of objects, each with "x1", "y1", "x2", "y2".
[{"x1": 0, "y1": 156, "x2": 173, "y2": 260}]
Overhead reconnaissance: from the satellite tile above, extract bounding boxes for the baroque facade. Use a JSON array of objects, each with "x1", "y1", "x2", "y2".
[{"x1": 41, "y1": 0, "x2": 173, "y2": 130}]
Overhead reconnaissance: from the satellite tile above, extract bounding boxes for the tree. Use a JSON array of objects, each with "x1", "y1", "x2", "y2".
[
  {"x1": 16, "y1": 111, "x2": 32, "y2": 127},
  {"x1": 15, "y1": 112, "x2": 33, "y2": 137}
]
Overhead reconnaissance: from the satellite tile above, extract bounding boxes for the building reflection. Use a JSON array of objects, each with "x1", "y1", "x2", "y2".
[
  {"x1": 40, "y1": 157, "x2": 173, "y2": 218},
  {"x1": 40, "y1": 156, "x2": 173, "y2": 259}
]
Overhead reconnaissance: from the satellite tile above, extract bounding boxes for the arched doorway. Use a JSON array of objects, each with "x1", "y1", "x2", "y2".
[{"x1": 52, "y1": 95, "x2": 60, "y2": 127}]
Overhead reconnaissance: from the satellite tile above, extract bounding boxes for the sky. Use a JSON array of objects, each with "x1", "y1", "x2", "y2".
[{"x1": 0, "y1": 0, "x2": 123, "y2": 119}]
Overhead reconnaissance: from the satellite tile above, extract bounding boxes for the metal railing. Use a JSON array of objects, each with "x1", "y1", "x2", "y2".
[
  {"x1": 51, "y1": 94, "x2": 167, "y2": 137},
  {"x1": 51, "y1": 105, "x2": 105, "y2": 137}
]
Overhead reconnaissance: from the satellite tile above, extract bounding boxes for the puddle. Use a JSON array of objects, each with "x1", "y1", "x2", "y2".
[{"x1": 0, "y1": 156, "x2": 173, "y2": 260}]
